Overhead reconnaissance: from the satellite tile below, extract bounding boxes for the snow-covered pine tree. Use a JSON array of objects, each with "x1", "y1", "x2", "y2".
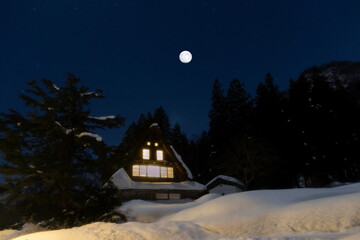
[{"x1": 0, "y1": 74, "x2": 124, "y2": 227}]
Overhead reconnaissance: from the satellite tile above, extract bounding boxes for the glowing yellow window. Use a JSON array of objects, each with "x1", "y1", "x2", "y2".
[
  {"x1": 167, "y1": 167, "x2": 174, "y2": 178},
  {"x1": 169, "y1": 193, "x2": 181, "y2": 199},
  {"x1": 146, "y1": 141, "x2": 151, "y2": 146},
  {"x1": 142, "y1": 149, "x2": 150, "y2": 160},
  {"x1": 160, "y1": 167, "x2": 168, "y2": 178},
  {"x1": 139, "y1": 165, "x2": 147, "y2": 176},
  {"x1": 155, "y1": 142, "x2": 158, "y2": 147},
  {"x1": 156, "y1": 150, "x2": 163, "y2": 160},
  {"x1": 132, "y1": 165, "x2": 140, "y2": 176},
  {"x1": 147, "y1": 166, "x2": 160, "y2": 177},
  {"x1": 156, "y1": 193, "x2": 168, "y2": 200}
]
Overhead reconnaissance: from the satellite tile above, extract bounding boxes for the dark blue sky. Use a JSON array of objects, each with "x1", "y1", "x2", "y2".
[{"x1": 1, "y1": 0, "x2": 360, "y2": 145}]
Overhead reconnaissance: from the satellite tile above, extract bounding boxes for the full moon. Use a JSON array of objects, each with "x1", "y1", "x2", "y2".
[{"x1": 179, "y1": 50, "x2": 192, "y2": 63}]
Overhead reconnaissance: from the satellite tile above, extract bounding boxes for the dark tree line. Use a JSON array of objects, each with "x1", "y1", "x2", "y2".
[
  {"x1": 118, "y1": 66, "x2": 360, "y2": 190},
  {"x1": 204, "y1": 68, "x2": 360, "y2": 189}
]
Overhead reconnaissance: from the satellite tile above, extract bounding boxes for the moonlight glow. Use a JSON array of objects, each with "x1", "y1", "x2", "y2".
[{"x1": 179, "y1": 50, "x2": 192, "y2": 63}]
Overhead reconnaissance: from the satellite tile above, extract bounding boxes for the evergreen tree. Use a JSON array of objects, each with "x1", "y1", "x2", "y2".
[
  {"x1": 286, "y1": 67, "x2": 360, "y2": 186},
  {"x1": 208, "y1": 79, "x2": 227, "y2": 175},
  {"x1": 187, "y1": 131, "x2": 211, "y2": 183},
  {"x1": 331, "y1": 81, "x2": 360, "y2": 181},
  {"x1": 153, "y1": 106, "x2": 171, "y2": 141},
  {"x1": 0, "y1": 74, "x2": 124, "y2": 227},
  {"x1": 255, "y1": 73, "x2": 282, "y2": 130},
  {"x1": 221, "y1": 135, "x2": 281, "y2": 190},
  {"x1": 169, "y1": 123, "x2": 188, "y2": 155},
  {"x1": 209, "y1": 79, "x2": 253, "y2": 177},
  {"x1": 226, "y1": 79, "x2": 253, "y2": 135},
  {"x1": 286, "y1": 74, "x2": 314, "y2": 186},
  {"x1": 168, "y1": 123, "x2": 190, "y2": 171},
  {"x1": 196, "y1": 131, "x2": 212, "y2": 182},
  {"x1": 254, "y1": 73, "x2": 293, "y2": 188}
]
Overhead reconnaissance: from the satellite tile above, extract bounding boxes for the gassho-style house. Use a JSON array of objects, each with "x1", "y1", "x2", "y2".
[{"x1": 109, "y1": 123, "x2": 243, "y2": 201}]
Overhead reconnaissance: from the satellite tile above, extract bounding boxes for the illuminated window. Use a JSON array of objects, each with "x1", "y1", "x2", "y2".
[
  {"x1": 148, "y1": 166, "x2": 160, "y2": 177},
  {"x1": 132, "y1": 165, "x2": 174, "y2": 178},
  {"x1": 132, "y1": 165, "x2": 140, "y2": 176},
  {"x1": 139, "y1": 165, "x2": 147, "y2": 176},
  {"x1": 169, "y1": 193, "x2": 181, "y2": 199},
  {"x1": 156, "y1": 150, "x2": 163, "y2": 160},
  {"x1": 160, "y1": 167, "x2": 168, "y2": 178},
  {"x1": 167, "y1": 167, "x2": 174, "y2": 178},
  {"x1": 147, "y1": 141, "x2": 151, "y2": 146},
  {"x1": 155, "y1": 142, "x2": 158, "y2": 147},
  {"x1": 142, "y1": 149, "x2": 150, "y2": 160},
  {"x1": 156, "y1": 193, "x2": 168, "y2": 200}
]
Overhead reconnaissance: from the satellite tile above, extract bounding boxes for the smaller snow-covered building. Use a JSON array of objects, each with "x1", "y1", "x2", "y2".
[
  {"x1": 110, "y1": 124, "x2": 206, "y2": 201},
  {"x1": 206, "y1": 175, "x2": 244, "y2": 195}
]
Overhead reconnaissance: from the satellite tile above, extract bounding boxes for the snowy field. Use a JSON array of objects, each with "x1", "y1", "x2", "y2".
[{"x1": 1, "y1": 183, "x2": 360, "y2": 240}]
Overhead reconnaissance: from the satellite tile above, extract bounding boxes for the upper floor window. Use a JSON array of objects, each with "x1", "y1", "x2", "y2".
[
  {"x1": 146, "y1": 141, "x2": 151, "y2": 146},
  {"x1": 156, "y1": 150, "x2": 163, "y2": 160},
  {"x1": 132, "y1": 165, "x2": 174, "y2": 178},
  {"x1": 155, "y1": 142, "x2": 159, "y2": 146},
  {"x1": 142, "y1": 149, "x2": 150, "y2": 160}
]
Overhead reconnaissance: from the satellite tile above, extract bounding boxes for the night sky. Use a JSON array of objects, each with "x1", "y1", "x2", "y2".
[{"x1": 2, "y1": 0, "x2": 360, "y2": 145}]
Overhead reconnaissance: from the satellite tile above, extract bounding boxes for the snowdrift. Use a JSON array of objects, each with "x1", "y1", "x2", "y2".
[
  {"x1": 161, "y1": 183, "x2": 360, "y2": 236},
  {"x1": 4, "y1": 183, "x2": 360, "y2": 240},
  {"x1": 117, "y1": 193, "x2": 220, "y2": 222}
]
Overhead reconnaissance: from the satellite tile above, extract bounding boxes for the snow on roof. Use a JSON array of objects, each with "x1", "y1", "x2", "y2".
[
  {"x1": 149, "y1": 123, "x2": 158, "y2": 128},
  {"x1": 169, "y1": 145, "x2": 193, "y2": 180},
  {"x1": 76, "y1": 132, "x2": 102, "y2": 142},
  {"x1": 110, "y1": 168, "x2": 205, "y2": 191},
  {"x1": 206, "y1": 175, "x2": 244, "y2": 187},
  {"x1": 89, "y1": 116, "x2": 116, "y2": 120}
]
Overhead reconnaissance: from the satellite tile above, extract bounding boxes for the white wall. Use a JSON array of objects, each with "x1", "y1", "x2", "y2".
[{"x1": 208, "y1": 184, "x2": 242, "y2": 195}]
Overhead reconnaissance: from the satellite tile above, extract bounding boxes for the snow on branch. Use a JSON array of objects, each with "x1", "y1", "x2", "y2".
[
  {"x1": 150, "y1": 123, "x2": 158, "y2": 128},
  {"x1": 89, "y1": 116, "x2": 116, "y2": 120},
  {"x1": 28, "y1": 164, "x2": 44, "y2": 174},
  {"x1": 55, "y1": 121, "x2": 73, "y2": 134},
  {"x1": 76, "y1": 132, "x2": 102, "y2": 142},
  {"x1": 52, "y1": 84, "x2": 60, "y2": 91},
  {"x1": 80, "y1": 92, "x2": 101, "y2": 97}
]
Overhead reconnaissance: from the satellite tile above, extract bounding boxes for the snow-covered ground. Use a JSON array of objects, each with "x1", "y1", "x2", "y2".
[
  {"x1": 2, "y1": 183, "x2": 360, "y2": 240},
  {"x1": 117, "y1": 193, "x2": 221, "y2": 222}
]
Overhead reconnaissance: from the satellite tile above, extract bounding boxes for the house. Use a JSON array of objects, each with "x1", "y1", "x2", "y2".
[
  {"x1": 110, "y1": 123, "x2": 206, "y2": 201},
  {"x1": 206, "y1": 175, "x2": 244, "y2": 195}
]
